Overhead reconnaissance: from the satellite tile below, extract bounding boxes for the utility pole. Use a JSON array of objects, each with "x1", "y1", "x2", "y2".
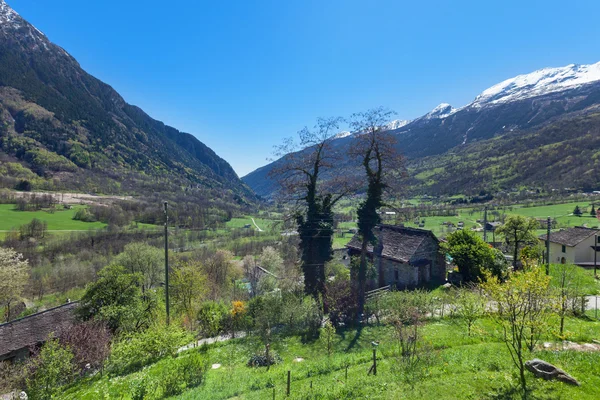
[
  {"x1": 594, "y1": 234, "x2": 598, "y2": 278},
  {"x1": 164, "y1": 201, "x2": 170, "y2": 325},
  {"x1": 546, "y1": 216, "x2": 551, "y2": 275},
  {"x1": 483, "y1": 206, "x2": 488, "y2": 243}
]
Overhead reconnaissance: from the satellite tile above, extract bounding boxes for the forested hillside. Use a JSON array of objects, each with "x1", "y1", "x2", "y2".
[{"x1": 0, "y1": 0, "x2": 255, "y2": 207}]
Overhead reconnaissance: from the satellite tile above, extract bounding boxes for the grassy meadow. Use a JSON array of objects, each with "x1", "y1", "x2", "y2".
[
  {"x1": 60, "y1": 315, "x2": 600, "y2": 399},
  {"x1": 0, "y1": 204, "x2": 106, "y2": 233}
]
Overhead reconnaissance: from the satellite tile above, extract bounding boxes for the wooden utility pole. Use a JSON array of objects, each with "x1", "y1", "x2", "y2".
[
  {"x1": 546, "y1": 216, "x2": 551, "y2": 275},
  {"x1": 164, "y1": 201, "x2": 170, "y2": 325},
  {"x1": 483, "y1": 206, "x2": 488, "y2": 243}
]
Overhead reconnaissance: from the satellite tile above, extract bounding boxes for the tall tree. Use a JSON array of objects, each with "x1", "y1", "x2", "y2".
[
  {"x1": 591, "y1": 205, "x2": 596, "y2": 217},
  {"x1": 0, "y1": 247, "x2": 29, "y2": 322},
  {"x1": 349, "y1": 107, "x2": 403, "y2": 319},
  {"x1": 442, "y1": 230, "x2": 495, "y2": 282},
  {"x1": 573, "y1": 205, "x2": 582, "y2": 217},
  {"x1": 496, "y1": 215, "x2": 539, "y2": 270},
  {"x1": 269, "y1": 117, "x2": 352, "y2": 304}
]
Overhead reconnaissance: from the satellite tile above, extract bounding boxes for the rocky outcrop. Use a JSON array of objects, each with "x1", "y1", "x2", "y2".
[{"x1": 525, "y1": 359, "x2": 580, "y2": 386}]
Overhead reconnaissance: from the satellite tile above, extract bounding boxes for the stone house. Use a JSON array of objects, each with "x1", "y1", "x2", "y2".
[
  {"x1": 539, "y1": 226, "x2": 600, "y2": 266},
  {"x1": 0, "y1": 302, "x2": 78, "y2": 363},
  {"x1": 346, "y1": 224, "x2": 446, "y2": 289}
]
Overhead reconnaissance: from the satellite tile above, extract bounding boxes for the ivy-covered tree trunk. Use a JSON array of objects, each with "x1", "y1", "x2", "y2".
[
  {"x1": 356, "y1": 169, "x2": 384, "y2": 320},
  {"x1": 296, "y1": 174, "x2": 334, "y2": 309}
]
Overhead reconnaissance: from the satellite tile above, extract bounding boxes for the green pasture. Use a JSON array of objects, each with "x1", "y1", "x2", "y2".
[{"x1": 0, "y1": 204, "x2": 106, "y2": 232}]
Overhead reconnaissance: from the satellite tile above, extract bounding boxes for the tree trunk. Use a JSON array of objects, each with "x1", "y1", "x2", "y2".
[{"x1": 357, "y1": 238, "x2": 369, "y2": 322}]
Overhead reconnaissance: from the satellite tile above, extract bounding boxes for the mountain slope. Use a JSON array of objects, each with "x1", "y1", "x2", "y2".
[
  {"x1": 244, "y1": 61, "x2": 600, "y2": 197},
  {"x1": 0, "y1": 0, "x2": 254, "y2": 201}
]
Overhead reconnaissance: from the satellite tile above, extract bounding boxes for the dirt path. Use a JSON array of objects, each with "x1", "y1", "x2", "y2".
[{"x1": 251, "y1": 217, "x2": 264, "y2": 232}]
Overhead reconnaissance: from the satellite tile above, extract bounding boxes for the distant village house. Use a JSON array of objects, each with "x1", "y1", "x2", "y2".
[{"x1": 539, "y1": 226, "x2": 600, "y2": 266}]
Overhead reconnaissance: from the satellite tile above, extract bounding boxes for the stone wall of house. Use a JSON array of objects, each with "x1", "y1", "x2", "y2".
[{"x1": 412, "y1": 237, "x2": 445, "y2": 284}]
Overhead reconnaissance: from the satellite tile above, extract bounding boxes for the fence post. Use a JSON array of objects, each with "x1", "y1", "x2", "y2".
[
  {"x1": 373, "y1": 348, "x2": 377, "y2": 376},
  {"x1": 286, "y1": 370, "x2": 291, "y2": 396}
]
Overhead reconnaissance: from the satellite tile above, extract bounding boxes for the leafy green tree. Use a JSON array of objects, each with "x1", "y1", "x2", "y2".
[
  {"x1": 573, "y1": 205, "x2": 582, "y2": 217},
  {"x1": 0, "y1": 247, "x2": 29, "y2": 322},
  {"x1": 482, "y1": 266, "x2": 554, "y2": 397},
  {"x1": 171, "y1": 261, "x2": 208, "y2": 331},
  {"x1": 496, "y1": 215, "x2": 539, "y2": 270},
  {"x1": 453, "y1": 288, "x2": 486, "y2": 336},
  {"x1": 113, "y1": 242, "x2": 163, "y2": 293},
  {"x1": 349, "y1": 107, "x2": 403, "y2": 318},
  {"x1": 77, "y1": 264, "x2": 157, "y2": 332},
  {"x1": 320, "y1": 320, "x2": 336, "y2": 356},
  {"x1": 25, "y1": 337, "x2": 75, "y2": 400},
  {"x1": 442, "y1": 230, "x2": 495, "y2": 282},
  {"x1": 591, "y1": 205, "x2": 596, "y2": 217}
]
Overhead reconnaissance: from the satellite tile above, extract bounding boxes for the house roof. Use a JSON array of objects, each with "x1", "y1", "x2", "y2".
[
  {"x1": 346, "y1": 224, "x2": 438, "y2": 263},
  {"x1": 0, "y1": 302, "x2": 78, "y2": 360},
  {"x1": 539, "y1": 226, "x2": 599, "y2": 247}
]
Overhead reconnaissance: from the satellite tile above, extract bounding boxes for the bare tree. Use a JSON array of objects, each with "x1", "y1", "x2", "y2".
[
  {"x1": 349, "y1": 107, "x2": 404, "y2": 319},
  {"x1": 269, "y1": 117, "x2": 355, "y2": 305}
]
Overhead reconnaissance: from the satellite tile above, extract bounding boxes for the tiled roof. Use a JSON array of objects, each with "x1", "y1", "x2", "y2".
[
  {"x1": 347, "y1": 224, "x2": 437, "y2": 263},
  {"x1": 540, "y1": 226, "x2": 599, "y2": 247},
  {"x1": 0, "y1": 302, "x2": 78, "y2": 360}
]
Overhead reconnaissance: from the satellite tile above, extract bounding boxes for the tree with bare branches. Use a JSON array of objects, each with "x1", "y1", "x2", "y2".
[
  {"x1": 269, "y1": 117, "x2": 354, "y2": 305},
  {"x1": 349, "y1": 107, "x2": 404, "y2": 319}
]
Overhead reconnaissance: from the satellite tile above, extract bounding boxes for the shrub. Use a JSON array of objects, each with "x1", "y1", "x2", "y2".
[
  {"x1": 107, "y1": 325, "x2": 191, "y2": 375},
  {"x1": 247, "y1": 350, "x2": 282, "y2": 367},
  {"x1": 197, "y1": 301, "x2": 228, "y2": 337},
  {"x1": 25, "y1": 337, "x2": 75, "y2": 400},
  {"x1": 72, "y1": 208, "x2": 97, "y2": 222}
]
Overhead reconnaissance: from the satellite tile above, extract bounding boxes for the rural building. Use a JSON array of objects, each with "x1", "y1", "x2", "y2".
[
  {"x1": 346, "y1": 224, "x2": 445, "y2": 289},
  {"x1": 539, "y1": 226, "x2": 600, "y2": 266},
  {"x1": 0, "y1": 302, "x2": 78, "y2": 363},
  {"x1": 484, "y1": 221, "x2": 502, "y2": 231}
]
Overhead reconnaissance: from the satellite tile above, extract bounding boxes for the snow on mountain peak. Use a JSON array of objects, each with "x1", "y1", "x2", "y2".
[
  {"x1": 334, "y1": 131, "x2": 352, "y2": 139},
  {"x1": 473, "y1": 61, "x2": 600, "y2": 106},
  {"x1": 424, "y1": 103, "x2": 457, "y2": 119},
  {"x1": 385, "y1": 119, "x2": 412, "y2": 130},
  {"x1": 0, "y1": 0, "x2": 19, "y2": 25}
]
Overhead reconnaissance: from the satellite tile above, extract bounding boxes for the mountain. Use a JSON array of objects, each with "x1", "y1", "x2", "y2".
[
  {"x1": 243, "y1": 61, "x2": 600, "y2": 198},
  {"x1": 0, "y1": 0, "x2": 254, "y2": 203}
]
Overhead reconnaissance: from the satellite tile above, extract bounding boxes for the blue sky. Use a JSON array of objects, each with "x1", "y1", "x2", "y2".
[{"x1": 9, "y1": 0, "x2": 600, "y2": 176}]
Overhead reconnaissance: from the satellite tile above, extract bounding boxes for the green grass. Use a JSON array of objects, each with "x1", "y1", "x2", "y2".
[
  {"x1": 60, "y1": 315, "x2": 600, "y2": 400},
  {"x1": 0, "y1": 204, "x2": 106, "y2": 232},
  {"x1": 226, "y1": 216, "x2": 281, "y2": 231}
]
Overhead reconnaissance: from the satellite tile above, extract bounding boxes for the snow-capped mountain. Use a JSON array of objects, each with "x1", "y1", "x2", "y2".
[
  {"x1": 385, "y1": 119, "x2": 412, "y2": 130},
  {"x1": 245, "y1": 60, "x2": 600, "y2": 197},
  {"x1": 471, "y1": 62, "x2": 600, "y2": 107},
  {"x1": 422, "y1": 103, "x2": 458, "y2": 120}
]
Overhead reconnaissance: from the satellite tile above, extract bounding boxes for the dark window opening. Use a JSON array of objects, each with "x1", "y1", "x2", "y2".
[{"x1": 562, "y1": 245, "x2": 566, "y2": 253}]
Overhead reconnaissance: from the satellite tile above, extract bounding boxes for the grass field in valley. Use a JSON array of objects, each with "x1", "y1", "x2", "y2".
[
  {"x1": 60, "y1": 315, "x2": 600, "y2": 400},
  {"x1": 0, "y1": 204, "x2": 106, "y2": 232}
]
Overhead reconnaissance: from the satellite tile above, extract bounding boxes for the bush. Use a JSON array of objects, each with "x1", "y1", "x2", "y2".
[
  {"x1": 127, "y1": 352, "x2": 208, "y2": 400},
  {"x1": 247, "y1": 350, "x2": 282, "y2": 367},
  {"x1": 197, "y1": 301, "x2": 229, "y2": 337},
  {"x1": 25, "y1": 337, "x2": 75, "y2": 400},
  {"x1": 72, "y1": 208, "x2": 97, "y2": 222},
  {"x1": 107, "y1": 325, "x2": 191, "y2": 376}
]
